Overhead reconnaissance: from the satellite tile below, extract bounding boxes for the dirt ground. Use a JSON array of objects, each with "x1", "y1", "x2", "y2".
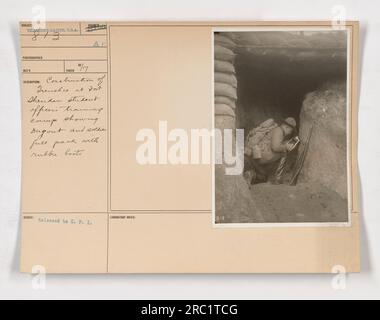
[{"x1": 249, "y1": 182, "x2": 349, "y2": 223}]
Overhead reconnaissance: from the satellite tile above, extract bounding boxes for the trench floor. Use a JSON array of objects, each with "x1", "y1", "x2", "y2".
[{"x1": 250, "y1": 182, "x2": 348, "y2": 223}]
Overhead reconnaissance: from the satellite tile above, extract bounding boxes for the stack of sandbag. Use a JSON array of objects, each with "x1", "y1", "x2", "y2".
[
  {"x1": 214, "y1": 34, "x2": 263, "y2": 224},
  {"x1": 214, "y1": 33, "x2": 237, "y2": 130}
]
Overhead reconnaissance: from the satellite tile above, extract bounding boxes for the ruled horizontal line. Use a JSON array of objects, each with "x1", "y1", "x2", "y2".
[
  {"x1": 22, "y1": 72, "x2": 108, "y2": 74},
  {"x1": 114, "y1": 212, "x2": 211, "y2": 215},
  {"x1": 22, "y1": 46, "x2": 107, "y2": 49},
  {"x1": 23, "y1": 212, "x2": 108, "y2": 214},
  {"x1": 20, "y1": 34, "x2": 107, "y2": 36},
  {"x1": 22, "y1": 59, "x2": 107, "y2": 61},
  {"x1": 110, "y1": 210, "x2": 211, "y2": 213},
  {"x1": 22, "y1": 211, "x2": 210, "y2": 215}
]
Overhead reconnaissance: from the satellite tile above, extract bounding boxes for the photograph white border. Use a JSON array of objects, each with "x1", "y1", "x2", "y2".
[{"x1": 212, "y1": 26, "x2": 353, "y2": 228}]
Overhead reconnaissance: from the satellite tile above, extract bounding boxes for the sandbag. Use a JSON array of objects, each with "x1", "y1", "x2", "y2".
[
  {"x1": 215, "y1": 115, "x2": 235, "y2": 130},
  {"x1": 214, "y1": 60, "x2": 235, "y2": 74},
  {"x1": 214, "y1": 34, "x2": 236, "y2": 49},
  {"x1": 214, "y1": 96, "x2": 236, "y2": 109},
  {"x1": 215, "y1": 104, "x2": 235, "y2": 117},
  {"x1": 214, "y1": 72, "x2": 237, "y2": 88},
  {"x1": 214, "y1": 82, "x2": 237, "y2": 100},
  {"x1": 214, "y1": 45, "x2": 236, "y2": 62}
]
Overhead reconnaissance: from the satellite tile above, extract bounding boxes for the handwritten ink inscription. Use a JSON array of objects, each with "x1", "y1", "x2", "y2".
[{"x1": 25, "y1": 74, "x2": 107, "y2": 158}]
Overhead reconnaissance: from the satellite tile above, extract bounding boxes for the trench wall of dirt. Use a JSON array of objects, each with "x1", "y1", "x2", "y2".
[{"x1": 298, "y1": 81, "x2": 348, "y2": 199}]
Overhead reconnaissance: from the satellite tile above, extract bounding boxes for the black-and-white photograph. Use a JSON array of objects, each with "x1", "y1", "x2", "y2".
[{"x1": 214, "y1": 29, "x2": 350, "y2": 225}]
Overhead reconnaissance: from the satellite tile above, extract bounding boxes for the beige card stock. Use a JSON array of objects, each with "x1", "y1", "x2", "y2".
[{"x1": 20, "y1": 21, "x2": 360, "y2": 273}]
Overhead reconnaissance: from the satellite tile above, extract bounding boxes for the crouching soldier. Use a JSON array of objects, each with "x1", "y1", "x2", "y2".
[{"x1": 244, "y1": 117, "x2": 298, "y2": 185}]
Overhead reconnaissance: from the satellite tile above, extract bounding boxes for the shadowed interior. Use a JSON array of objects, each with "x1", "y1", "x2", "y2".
[{"x1": 233, "y1": 31, "x2": 348, "y2": 131}]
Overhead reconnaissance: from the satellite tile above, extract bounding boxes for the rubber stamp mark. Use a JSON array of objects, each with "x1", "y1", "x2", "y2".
[{"x1": 85, "y1": 24, "x2": 107, "y2": 32}]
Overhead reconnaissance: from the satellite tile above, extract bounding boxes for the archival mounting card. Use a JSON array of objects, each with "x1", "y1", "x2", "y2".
[{"x1": 20, "y1": 21, "x2": 360, "y2": 273}]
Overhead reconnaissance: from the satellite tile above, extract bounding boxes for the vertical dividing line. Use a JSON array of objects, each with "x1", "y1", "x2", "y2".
[
  {"x1": 350, "y1": 24, "x2": 355, "y2": 221},
  {"x1": 106, "y1": 24, "x2": 110, "y2": 273}
]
